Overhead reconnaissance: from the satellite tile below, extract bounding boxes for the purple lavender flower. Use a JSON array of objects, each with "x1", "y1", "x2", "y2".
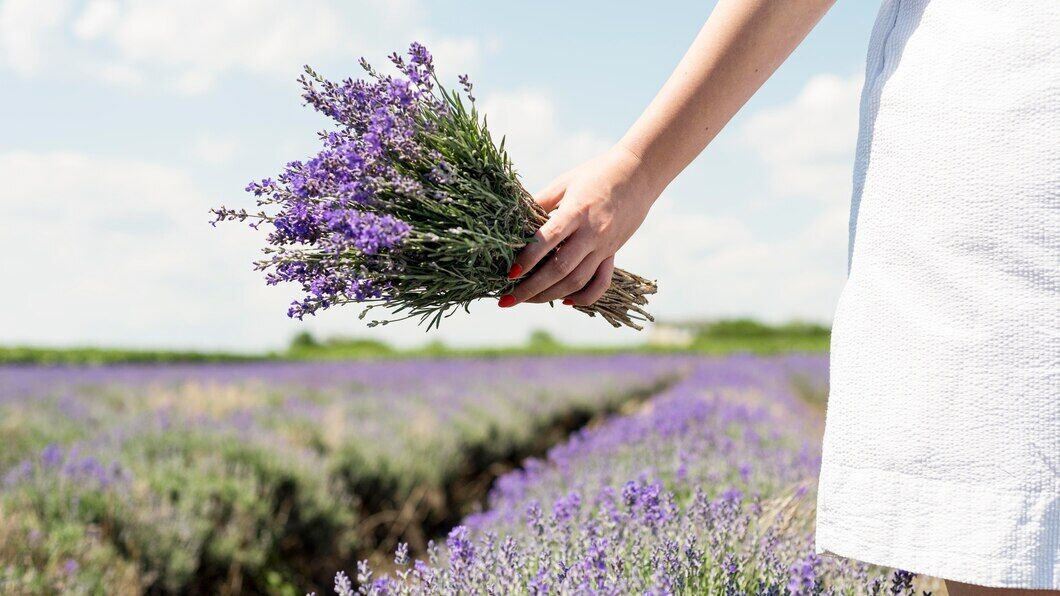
[
  {"x1": 551, "y1": 491, "x2": 581, "y2": 522},
  {"x1": 41, "y1": 443, "x2": 63, "y2": 467},
  {"x1": 211, "y1": 43, "x2": 446, "y2": 320},
  {"x1": 788, "y1": 553, "x2": 820, "y2": 595},
  {"x1": 446, "y1": 526, "x2": 475, "y2": 566},
  {"x1": 890, "y1": 570, "x2": 916, "y2": 595},
  {"x1": 457, "y1": 74, "x2": 475, "y2": 102},
  {"x1": 334, "y1": 571, "x2": 354, "y2": 596}
]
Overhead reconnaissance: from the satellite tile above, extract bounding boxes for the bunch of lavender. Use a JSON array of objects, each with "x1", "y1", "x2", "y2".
[{"x1": 212, "y1": 43, "x2": 656, "y2": 329}]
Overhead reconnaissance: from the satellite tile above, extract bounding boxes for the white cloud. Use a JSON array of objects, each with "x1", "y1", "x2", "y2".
[
  {"x1": 416, "y1": 33, "x2": 497, "y2": 80},
  {"x1": 0, "y1": 0, "x2": 487, "y2": 94},
  {"x1": 89, "y1": 60, "x2": 143, "y2": 87},
  {"x1": 0, "y1": 0, "x2": 68, "y2": 73},
  {"x1": 479, "y1": 89, "x2": 611, "y2": 192},
  {"x1": 189, "y1": 133, "x2": 239, "y2": 166},
  {"x1": 0, "y1": 151, "x2": 273, "y2": 348},
  {"x1": 71, "y1": 0, "x2": 117, "y2": 40},
  {"x1": 622, "y1": 201, "x2": 846, "y2": 324},
  {"x1": 741, "y1": 73, "x2": 862, "y2": 204}
]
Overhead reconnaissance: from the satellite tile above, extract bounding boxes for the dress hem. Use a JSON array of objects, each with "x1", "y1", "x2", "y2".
[
  {"x1": 815, "y1": 461, "x2": 1060, "y2": 589},
  {"x1": 815, "y1": 540, "x2": 1058, "y2": 591}
]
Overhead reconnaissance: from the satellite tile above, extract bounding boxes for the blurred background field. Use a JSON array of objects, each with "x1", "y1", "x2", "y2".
[
  {"x1": 0, "y1": 321, "x2": 938, "y2": 594},
  {"x1": 1, "y1": 353, "x2": 680, "y2": 593}
]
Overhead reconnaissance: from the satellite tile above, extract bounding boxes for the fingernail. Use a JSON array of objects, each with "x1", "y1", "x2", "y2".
[
  {"x1": 507, "y1": 264, "x2": 523, "y2": 279},
  {"x1": 562, "y1": 298, "x2": 574, "y2": 306},
  {"x1": 498, "y1": 294, "x2": 516, "y2": 308}
]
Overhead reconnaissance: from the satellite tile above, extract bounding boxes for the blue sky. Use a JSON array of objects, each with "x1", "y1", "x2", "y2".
[{"x1": 0, "y1": 0, "x2": 881, "y2": 350}]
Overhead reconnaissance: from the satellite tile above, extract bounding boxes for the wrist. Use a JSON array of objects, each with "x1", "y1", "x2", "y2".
[{"x1": 610, "y1": 142, "x2": 668, "y2": 209}]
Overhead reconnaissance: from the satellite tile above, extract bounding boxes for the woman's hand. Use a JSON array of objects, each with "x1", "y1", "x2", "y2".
[{"x1": 500, "y1": 145, "x2": 662, "y2": 307}]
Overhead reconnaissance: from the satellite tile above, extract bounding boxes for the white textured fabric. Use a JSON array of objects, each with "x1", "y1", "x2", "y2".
[{"x1": 816, "y1": 0, "x2": 1060, "y2": 588}]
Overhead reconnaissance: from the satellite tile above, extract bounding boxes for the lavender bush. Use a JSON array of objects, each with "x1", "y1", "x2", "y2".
[
  {"x1": 212, "y1": 43, "x2": 656, "y2": 330},
  {"x1": 1, "y1": 356, "x2": 925, "y2": 595},
  {"x1": 0, "y1": 356, "x2": 678, "y2": 593},
  {"x1": 333, "y1": 356, "x2": 926, "y2": 595}
]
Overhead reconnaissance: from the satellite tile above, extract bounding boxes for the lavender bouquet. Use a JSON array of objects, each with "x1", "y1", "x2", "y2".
[{"x1": 213, "y1": 43, "x2": 656, "y2": 329}]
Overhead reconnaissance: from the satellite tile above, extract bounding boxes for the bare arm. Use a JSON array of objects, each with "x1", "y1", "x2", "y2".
[
  {"x1": 503, "y1": 0, "x2": 835, "y2": 307},
  {"x1": 622, "y1": 0, "x2": 835, "y2": 192}
]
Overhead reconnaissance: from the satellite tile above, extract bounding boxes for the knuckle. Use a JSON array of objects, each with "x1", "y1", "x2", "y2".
[
  {"x1": 521, "y1": 280, "x2": 546, "y2": 298},
  {"x1": 574, "y1": 269, "x2": 594, "y2": 288},
  {"x1": 537, "y1": 288, "x2": 561, "y2": 302},
  {"x1": 522, "y1": 274, "x2": 554, "y2": 297},
  {"x1": 558, "y1": 204, "x2": 588, "y2": 224},
  {"x1": 559, "y1": 199, "x2": 584, "y2": 213},
  {"x1": 535, "y1": 225, "x2": 557, "y2": 244},
  {"x1": 553, "y1": 284, "x2": 577, "y2": 300},
  {"x1": 551, "y1": 253, "x2": 576, "y2": 275}
]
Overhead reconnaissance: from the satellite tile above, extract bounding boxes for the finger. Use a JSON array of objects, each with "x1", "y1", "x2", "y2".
[
  {"x1": 565, "y1": 256, "x2": 614, "y2": 306},
  {"x1": 524, "y1": 253, "x2": 601, "y2": 304},
  {"x1": 509, "y1": 210, "x2": 579, "y2": 280},
  {"x1": 533, "y1": 172, "x2": 571, "y2": 213},
  {"x1": 507, "y1": 234, "x2": 594, "y2": 305}
]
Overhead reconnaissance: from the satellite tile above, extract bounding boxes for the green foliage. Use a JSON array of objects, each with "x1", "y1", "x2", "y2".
[
  {"x1": 0, "y1": 318, "x2": 831, "y2": 365},
  {"x1": 285, "y1": 335, "x2": 395, "y2": 360},
  {"x1": 527, "y1": 329, "x2": 562, "y2": 349},
  {"x1": 0, "y1": 428, "x2": 358, "y2": 594},
  {"x1": 119, "y1": 430, "x2": 358, "y2": 593},
  {"x1": 0, "y1": 415, "x2": 83, "y2": 471},
  {"x1": 290, "y1": 331, "x2": 320, "y2": 349},
  {"x1": 684, "y1": 334, "x2": 831, "y2": 355},
  {"x1": 0, "y1": 345, "x2": 258, "y2": 365},
  {"x1": 337, "y1": 70, "x2": 539, "y2": 330},
  {"x1": 0, "y1": 506, "x2": 144, "y2": 595},
  {"x1": 693, "y1": 318, "x2": 830, "y2": 339},
  {"x1": 0, "y1": 357, "x2": 681, "y2": 593}
]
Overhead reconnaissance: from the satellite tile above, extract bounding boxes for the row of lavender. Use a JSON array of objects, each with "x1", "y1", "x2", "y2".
[
  {"x1": 0, "y1": 356, "x2": 679, "y2": 594},
  {"x1": 338, "y1": 355, "x2": 922, "y2": 595}
]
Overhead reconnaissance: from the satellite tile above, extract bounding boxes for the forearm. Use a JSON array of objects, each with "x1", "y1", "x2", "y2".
[{"x1": 619, "y1": 0, "x2": 835, "y2": 196}]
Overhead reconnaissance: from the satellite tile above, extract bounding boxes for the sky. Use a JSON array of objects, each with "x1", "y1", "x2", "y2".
[{"x1": 0, "y1": 0, "x2": 882, "y2": 351}]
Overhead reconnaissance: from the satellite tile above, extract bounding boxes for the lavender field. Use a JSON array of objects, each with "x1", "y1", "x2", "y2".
[{"x1": 0, "y1": 355, "x2": 919, "y2": 595}]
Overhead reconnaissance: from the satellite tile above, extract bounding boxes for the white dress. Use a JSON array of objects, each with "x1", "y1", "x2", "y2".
[{"x1": 816, "y1": 0, "x2": 1059, "y2": 588}]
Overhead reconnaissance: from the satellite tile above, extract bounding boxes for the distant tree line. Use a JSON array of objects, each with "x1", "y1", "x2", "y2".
[{"x1": 0, "y1": 319, "x2": 831, "y2": 365}]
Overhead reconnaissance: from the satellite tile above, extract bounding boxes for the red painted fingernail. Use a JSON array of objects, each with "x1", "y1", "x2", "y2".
[
  {"x1": 507, "y1": 264, "x2": 523, "y2": 279},
  {"x1": 498, "y1": 294, "x2": 516, "y2": 308},
  {"x1": 562, "y1": 298, "x2": 574, "y2": 306}
]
